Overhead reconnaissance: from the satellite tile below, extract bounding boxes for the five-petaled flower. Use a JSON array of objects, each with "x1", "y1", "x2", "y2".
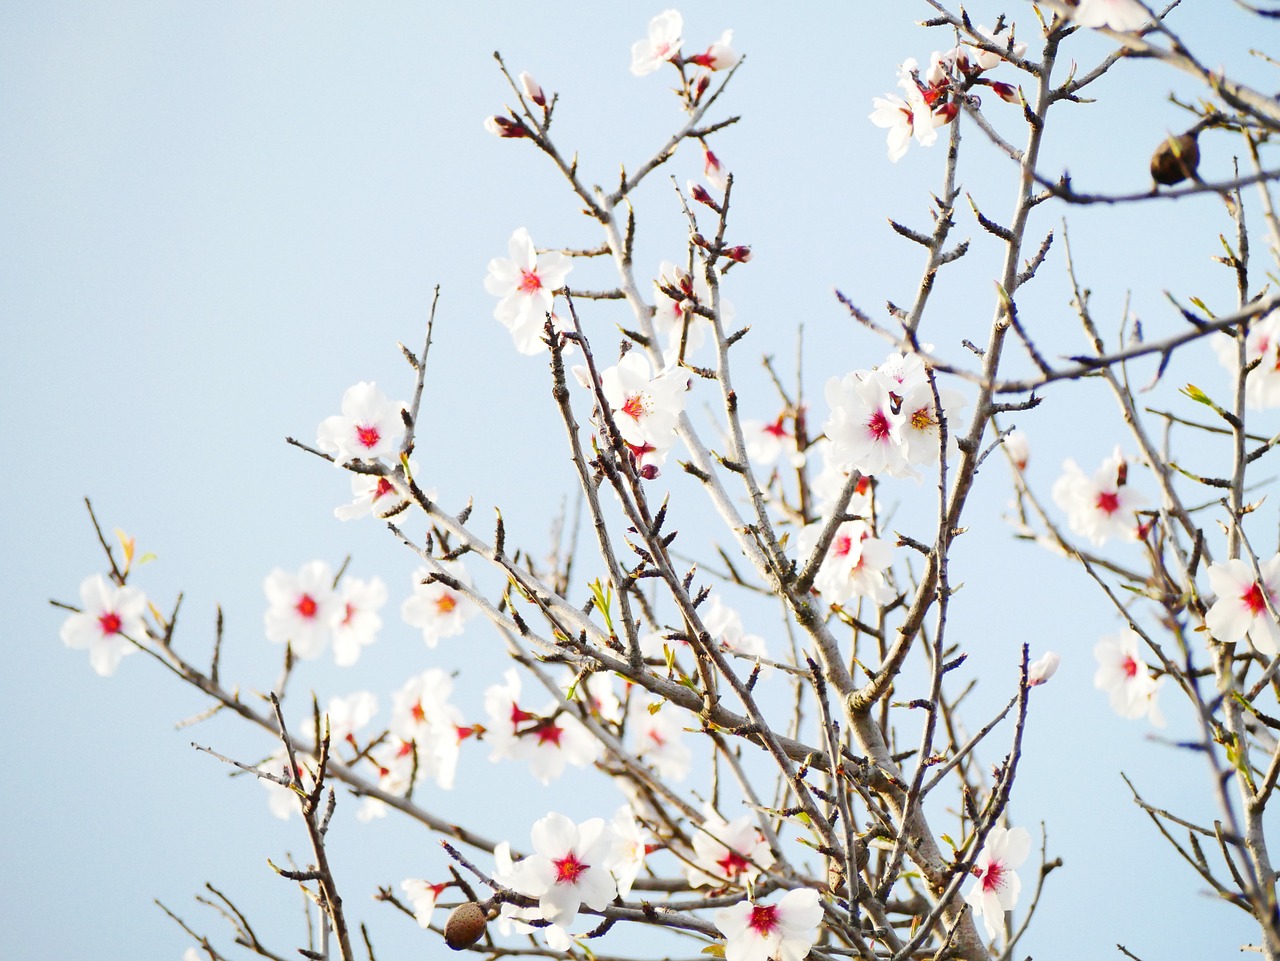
[
  {"x1": 484, "y1": 227, "x2": 572, "y2": 355},
  {"x1": 401, "y1": 561, "x2": 476, "y2": 648},
  {"x1": 1050, "y1": 446, "x2": 1147, "y2": 546},
  {"x1": 316, "y1": 382, "x2": 405, "y2": 465},
  {"x1": 507, "y1": 812, "x2": 618, "y2": 925},
  {"x1": 714, "y1": 887, "x2": 824, "y2": 961},
  {"x1": 597, "y1": 351, "x2": 691, "y2": 465},
  {"x1": 60, "y1": 573, "x2": 148, "y2": 676},
  {"x1": 964, "y1": 825, "x2": 1031, "y2": 941},
  {"x1": 687, "y1": 806, "x2": 775, "y2": 889},
  {"x1": 264, "y1": 560, "x2": 336, "y2": 659},
  {"x1": 1205, "y1": 555, "x2": 1280, "y2": 657}
]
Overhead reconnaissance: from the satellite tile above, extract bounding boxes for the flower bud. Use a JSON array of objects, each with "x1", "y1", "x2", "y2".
[
  {"x1": 687, "y1": 180, "x2": 715, "y2": 207},
  {"x1": 1027, "y1": 651, "x2": 1060, "y2": 686},
  {"x1": 444, "y1": 902, "x2": 488, "y2": 950},
  {"x1": 519, "y1": 71, "x2": 546, "y2": 107},
  {"x1": 723, "y1": 245, "x2": 752, "y2": 263},
  {"x1": 484, "y1": 115, "x2": 529, "y2": 139},
  {"x1": 989, "y1": 80, "x2": 1019, "y2": 103}
]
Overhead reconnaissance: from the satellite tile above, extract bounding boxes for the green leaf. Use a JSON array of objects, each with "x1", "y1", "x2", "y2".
[{"x1": 1181, "y1": 383, "x2": 1211, "y2": 406}]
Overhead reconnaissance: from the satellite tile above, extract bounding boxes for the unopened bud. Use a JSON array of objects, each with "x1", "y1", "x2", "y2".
[
  {"x1": 444, "y1": 903, "x2": 488, "y2": 950},
  {"x1": 694, "y1": 74, "x2": 711, "y2": 100},
  {"x1": 484, "y1": 115, "x2": 529, "y2": 139},
  {"x1": 639, "y1": 463, "x2": 660, "y2": 480},
  {"x1": 933, "y1": 101, "x2": 959, "y2": 124},
  {"x1": 687, "y1": 180, "x2": 715, "y2": 207},
  {"x1": 989, "y1": 81, "x2": 1019, "y2": 103},
  {"x1": 519, "y1": 71, "x2": 546, "y2": 107},
  {"x1": 723, "y1": 245, "x2": 752, "y2": 263},
  {"x1": 1027, "y1": 651, "x2": 1060, "y2": 687}
]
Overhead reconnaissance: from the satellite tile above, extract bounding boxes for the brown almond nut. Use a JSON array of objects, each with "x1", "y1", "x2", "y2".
[{"x1": 444, "y1": 902, "x2": 488, "y2": 951}]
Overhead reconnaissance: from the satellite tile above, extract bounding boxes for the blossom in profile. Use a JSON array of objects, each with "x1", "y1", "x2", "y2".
[
  {"x1": 702, "y1": 594, "x2": 768, "y2": 659},
  {"x1": 687, "y1": 807, "x2": 774, "y2": 889},
  {"x1": 965, "y1": 23, "x2": 1027, "y2": 71},
  {"x1": 870, "y1": 58, "x2": 943, "y2": 162},
  {"x1": 1213, "y1": 314, "x2": 1280, "y2": 409},
  {"x1": 651, "y1": 260, "x2": 734, "y2": 363},
  {"x1": 335, "y1": 461, "x2": 422, "y2": 521},
  {"x1": 509, "y1": 812, "x2": 618, "y2": 924},
  {"x1": 1003, "y1": 429, "x2": 1029, "y2": 471},
  {"x1": 1093, "y1": 628, "x2": 1164, "y2": 726},
  {"x1": 401, "y1": 561, "x2": 475, "y2": 647},
  {"x1": 1205, "y1": 555, "x2": 1280, "y2": 657},
  {"x1": 688, "y1": 30, "x2": 739, "y2": 71},
  {"x1": 1027, "y1": 651, "x2": 1060, "y2": 686},
  {"x1": 608, "y1": 805, "x2": 649, "y2": 898},
  {"x1": 1073, "y1": 0, "x2": 1150, "y2": 30},
  {"x1": 743, "y1": 413, "x2": 804, "y2": 468},
  {"x1": 331, "y1": 576, "x2": 386, "y2": 667},
  {"x1": 715, "y1": 887, "x2": 823, "y2": 961},
  {"x1": 316, "y1": 690, "x2": 378, "y2": 746},
  {"x1": 264, "y1": 560, "x2": 336, "y2": 659},
  {"x1": 964, "y1": 825, "x2": 1031, "y2": 940},
  {"x1": 484, "y1": 227, "x2": 572, "y2": 355},
  {"x1": 401, "y1": 879, "x2": 448, "y2": 929},
  {"x1": 316, "y1": 382, "x2": 405, "y2": 465},
  {"x1": 631, "y1": 10, "x2": 683, "y2": 75},
  {"x1": 60, "y1": 573, "x2": 148, "y2": 676},
  {"x1": 1050, "y1": 447, "x2": 1146, "y2": 546}
]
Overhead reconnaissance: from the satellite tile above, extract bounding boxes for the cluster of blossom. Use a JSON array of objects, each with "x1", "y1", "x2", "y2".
[
  {"x1": 869, "y1": 23, "x2": 1026, "y2": 162},
  {"x1": 263, "y1": 560, "x2": 387, "y2": 666},
  {"x1": 1213, "y1": 313, "x2": 1280, "y2": 409},
  {"x1": 823, "y1": 350, "x2": 963, "y2": 480},
  {"x1": 482, "y1": 668, "x2": 601, "y2": 784},
  {"x1": 630, "y1": 10, "x2": 739, "y2": 81},
  {"x1": 1050, "y1": 446, "x2": 1148, "y2": 547}
]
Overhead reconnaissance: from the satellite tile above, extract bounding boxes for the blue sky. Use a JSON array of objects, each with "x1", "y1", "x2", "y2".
[{"x1": 2, "y1": 3, "x2": 1269, "y2": 959}]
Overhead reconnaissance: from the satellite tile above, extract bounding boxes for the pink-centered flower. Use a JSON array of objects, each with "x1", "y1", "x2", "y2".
[
  {"x1": 401, "y1": 879, "x2": 449, "y2": 929},
  {"x1": 964, "y1": 825, "x2": 1031, "y2": 941},
  {"x1": 316, "y1": 382, "x2": 405, "y2": 465},
  {"x1": 599, "y1": 351, "x2": 691, "y2": 458},
  {"x1": 1094, "y1": 628, "x2": 1164, "y2": 726},
  {"x1": 60, "y1": 573, "x2": 148, "y2": 676},
  {"x1": 631, "y1": 9, "x2": 683, "y2": 76},
  {"x1": 264, "y1": 560, "x2": 336, "y2": 659},
  {"x1": 484, "y1": 227, "x2": 572, "y2": 355},
  {"x1": 1073, "y1": 0, "x2": 1150, "y2": 30},
  {"x1": 510, "y1": 812, "x2": 618, "y2": 924},
  {"x1": 1213, "y1": 314, "x2": 1280, "y2": 409},
  {"x1": 1050, "y1": 447, "x2": 1147, "y2": 546},
  {"x1": 688, "y1": 29, "x2": 739, "y2": 71},
  {"x1": 715, "y1": 888, "x2": 823, "y2": 961},
  {"x1": 687, "y1": 807, "x2": 774, "y2": 889},
  {"x1": 800, "y1": 520, "x2": 895, "y2": 607},
  {"x1": 401, "y1": 561, "x2": 475, "y2": 647},
  {"x1": 334, "y1": 460, "x2": 421, "y2": 521},
  {"x1": 628, "y1": 697, "x2": 693, "y2": 781},
  {"x1": 484, "y1": 668, "x2": 601, "y2": 784},
  {"x1": 1205, "y1": 556, "x2": 1280, "y2": 657}
]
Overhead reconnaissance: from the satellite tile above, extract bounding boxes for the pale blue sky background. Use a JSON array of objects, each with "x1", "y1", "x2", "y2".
[{"x1": 2, "y1": 2, "x2": 1272, "y2": 959}]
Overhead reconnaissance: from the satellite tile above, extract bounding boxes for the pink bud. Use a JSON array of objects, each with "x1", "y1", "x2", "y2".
[
  {"x1": 723, "y1": 245, "x2": 752, "y2": 263},
  {"x1": 703, "y1": 147, "x2": 728, "y2": 191},
  {"x1": 933, "y1": 101, "x2": 959, "y2": 124},
  {"x1": 989, "y1": 81, "x2": 1019, "y2": 103},
  {"x1": 687, "y1": 180, "x2": 715, "y2": 207},
  {"x1": 519, "y1": 71, "x2": 546, "y2": 107},
  {"x1": 484, "y1": 115, "x2": 529, "y2": 139},
  {"x1": 1028, "y1": 651, "x2": 1060, "y2": 686}
]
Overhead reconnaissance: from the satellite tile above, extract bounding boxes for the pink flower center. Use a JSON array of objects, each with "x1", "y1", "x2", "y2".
[
  {"x1": 296, "y1": 594, "x2": 319, "y2": 619},
  {"x1": 535, "y1": 721, "x2": 564, "y2": 746},
  {"x1": 980, "y1": 860, "x2": 1006, "y2": 893},
  {"x1": 373, "y1": 477, "x2": 394, "y2": 500},
  {"x1": 518, "y1": 269, "x2": 543, "y2": 295},
  {"x1": 553, "y1": 852, "x2": 588, "y2": 885},
  {"x1": 621, "y1": 394, "x2": 646, "y2": 420},
  {"x1": 832, "y1": 534, "x2": 853, "y2": 558},
  {"x1": 1121, "y1": 655, "x2": 1138, "y2": 679},
  {"x1": 747, "y1": 903, "x2": 779, "y2": 936},
  {"x1": 1096, "y1": 491, "x2": 1120, "y2": 515},
  {"x1": 355, "y1": 424, "x2": 381, "y2": 449},
  {"x1": 764, "y1": 417, "x2": 788, "y2": 439},
  {"x1": 98, "y1": 611, "x2": 122, "y2": 636},
  {"x1": 1243, "y1": 582, "x2": 1268, "y2": 615},
  {"x1": 510, "y1": 704, "x2": 537, "y2": 726},
  {"x1": 647, "y1": 728, "x2": 667, "y2": 747},
  {"x1": 867, "y1": 410, "x2": 891, "y2": 442},
  {"x1": 717, "y1": 851, "x2": 750, "y2": 878}
]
